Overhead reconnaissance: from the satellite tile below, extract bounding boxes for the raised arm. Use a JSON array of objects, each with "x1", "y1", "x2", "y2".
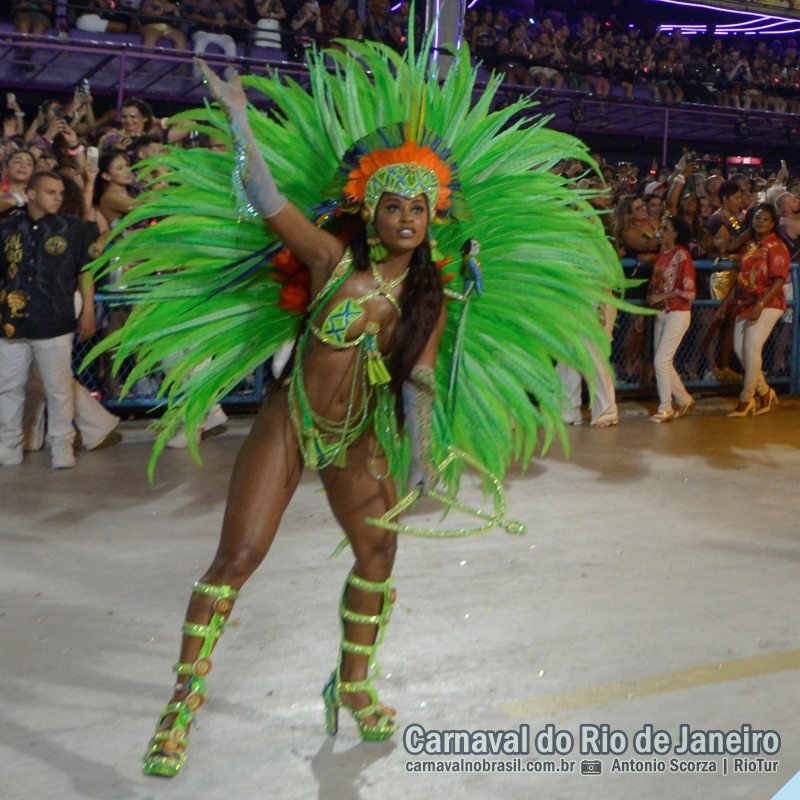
[{"x1": 197, "y1": 59, "x2": 342, "y2": 279}]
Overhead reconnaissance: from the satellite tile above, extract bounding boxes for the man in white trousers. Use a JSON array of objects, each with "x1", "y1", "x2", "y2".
[
  {"x1": 0, "y1": 172, "x2": 96, "y2": 468},
  {"x1": 556, "y1": 303, "x2": 619, "y2": 428},
  {"x1": 23, "y1": 372, "x2": 121, "y2": 453}
]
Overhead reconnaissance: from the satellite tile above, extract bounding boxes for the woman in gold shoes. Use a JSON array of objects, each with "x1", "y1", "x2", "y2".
[
  {"x1": 647, "y1": 215, "x2": 697, "y2": 424},
  {"x1": 717, "y1": 204, "x2": 789, "y2": 417}
]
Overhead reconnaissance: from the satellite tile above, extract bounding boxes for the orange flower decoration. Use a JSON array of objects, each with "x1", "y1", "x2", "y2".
[
  {"x1": 437, "y1": 256, "x2": 456, "y2": 284},
  {"x1": 272, "y1": 247, "x2": 311, "y2": 313}
]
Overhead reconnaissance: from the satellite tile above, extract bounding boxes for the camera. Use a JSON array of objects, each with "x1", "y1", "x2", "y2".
[{"x1": 581, "y1": 760, "x2": 603, "y2": 775}]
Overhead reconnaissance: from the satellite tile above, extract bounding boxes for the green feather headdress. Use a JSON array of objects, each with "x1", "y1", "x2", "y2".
[{"x1": 84, "y1": 28, "x2": 629, "y2": 484}]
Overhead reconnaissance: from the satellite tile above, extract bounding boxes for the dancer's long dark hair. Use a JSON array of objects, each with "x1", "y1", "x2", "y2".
[{"x1": 349, "y1": 218, "x2": 444, "y2": 399}]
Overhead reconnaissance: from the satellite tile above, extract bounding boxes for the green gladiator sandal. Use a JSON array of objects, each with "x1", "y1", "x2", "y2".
[
  {"x1": 322, "y1": 572, "x2": 397, "y2": 741},
  {"x1": 142, "y1": 581, "x2": 239, "y2": 777}
]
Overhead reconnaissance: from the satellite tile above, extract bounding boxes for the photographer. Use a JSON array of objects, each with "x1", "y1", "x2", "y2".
[
  {"x1": 25, "y1": 102, "x2": 86, "y2": 165},
  {"x1": 665, "y1": 153, "x2": 704, "y2": 216},
  {"x1": 289, "y1": 0, "x2": 322, "y2": 60},
  {"x1": 678, "y1": 48, "x2": 717, "y2": 105},
  {"x1": 68, "y1": 82, "x2": 98, "y2": 139},
  {"x1": 24, "y1": 99, "x2": 77, "y2": 153}
]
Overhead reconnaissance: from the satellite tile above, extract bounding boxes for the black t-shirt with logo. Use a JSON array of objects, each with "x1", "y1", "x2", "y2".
[{"x1": 0, "y1": 212, "x2": 93, "y2": 340}]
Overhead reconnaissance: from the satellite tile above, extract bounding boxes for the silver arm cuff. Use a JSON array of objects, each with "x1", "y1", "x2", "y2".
[{"x1": 229, "y1": 108, "x2": 287, "y2": 219}]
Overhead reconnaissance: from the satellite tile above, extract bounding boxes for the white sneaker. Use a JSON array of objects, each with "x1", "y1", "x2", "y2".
[
  {"x1": 167, "y1": 406, "x2": 228, "y2": 449},
  {"x1": 83, "y1": 417, "x2": 121, "y2": 451},
  {"x1": 51, "y1": 443, "x2": 76, "y2": 469},
  {"x1": 0, "y1": 444, "x2": 24, "y2": 466},
  {"x1": 165, "y1": 429, "x2": 199, "y2": 449},
  {"x1": 203, "y1": 405, "x2": 228, "y2": 433}
]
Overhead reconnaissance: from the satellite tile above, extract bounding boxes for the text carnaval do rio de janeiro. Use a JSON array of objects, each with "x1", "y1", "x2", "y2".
[{"x1": 403, "y1": 723, "x2": 781, "y2": 757}]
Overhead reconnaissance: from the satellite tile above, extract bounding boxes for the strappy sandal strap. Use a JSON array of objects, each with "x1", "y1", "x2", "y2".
[{"x1": 143, "y1": 582, "x2": 240, "y2": 778}]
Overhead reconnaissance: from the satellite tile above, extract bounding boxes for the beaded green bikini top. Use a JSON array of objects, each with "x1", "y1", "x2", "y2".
[
  {"x1": 308, "y1": 249, "x2": 408, "y2": 349},
  {"x1": 288, "y1": 248, "x2": 408, "y2": 469}
]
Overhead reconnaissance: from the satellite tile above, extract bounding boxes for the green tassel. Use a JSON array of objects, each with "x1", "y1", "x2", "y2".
[
  {"x1": 366, "y1": 333, "x2": 391, "y2": 385},
  {"x1": 306, "y1": 429, "x2": 321, "y2": 468},
  {"x1": 367, "y1": 355, "x2": 391, "y2": 385}
]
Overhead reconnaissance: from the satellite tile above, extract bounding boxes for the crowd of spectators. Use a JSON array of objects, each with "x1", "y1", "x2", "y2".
[
  {"x1": 1, "y1": 78, "x2": 795, "y2": 396},
  {"x1": 553, "y1": 150, "x2": 797, "y2": 385},
  {"x1": 8, "y1": 0, "x2": 800, "y2": 113},
  {"x1": 466, "y1": 7, "x2": 800, "y2": 111},
  {"x1": 2, "y1": 0, "x2": 799, "y2": 402},
  {"x1": 6, "y1": 0, "x2": 424, "y2": 62}
]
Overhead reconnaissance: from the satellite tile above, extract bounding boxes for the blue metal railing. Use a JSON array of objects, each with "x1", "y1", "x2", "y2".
[
  {"x1": 73, "y1": 293, "x2": 271, "y2": 410},
  {"x1": 70, "y1": 264, "x2": 799, "y2": 412}
]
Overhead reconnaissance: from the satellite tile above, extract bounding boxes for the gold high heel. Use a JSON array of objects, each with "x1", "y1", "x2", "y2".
[
  {"x1": 649, "y1": 410, "x2": 675, "y2": 424},
  {"x1": 726, "y1": 398, "x2": 757, "y2": 417},
  {"x1": 754, "y1": 388, "x2": 778, "y2": 416}
]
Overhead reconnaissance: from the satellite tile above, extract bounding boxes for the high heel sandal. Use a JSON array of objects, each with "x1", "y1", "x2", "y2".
[
  {"x1": 648, "y1": 410, "x2": 675, "y2": 424},
  {"x1": 143, "y1": 581, "x2": 239, "y2": 777},
  {"x1": 322, "y1": 572, "x2": 397, "y2": 741},
  {"x1": 755, "y1": 388, "x2": 778, "y2": 416},
  {"x1": 726, "y1": 398, "x2": 757, "y2": 418},
  {"x1": 674, "y1": 401, "x2": 695, "y2": 419}
]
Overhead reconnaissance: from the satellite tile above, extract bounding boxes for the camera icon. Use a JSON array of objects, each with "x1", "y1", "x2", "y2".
[{"x1": 581, "y1": 760, "x2": 603, "y2": 775}]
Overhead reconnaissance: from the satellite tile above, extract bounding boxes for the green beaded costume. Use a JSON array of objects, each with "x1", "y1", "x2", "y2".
[
  {"x1": 289, "y1": 248, "x2": 404, "y2": 470},
  {"x1": 86, "y1": 31, "x2": 627, "y2": 533}
]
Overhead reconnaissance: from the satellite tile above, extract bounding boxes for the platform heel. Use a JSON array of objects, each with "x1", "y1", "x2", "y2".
[
  {"x1": 322, "y1": 572, "x2": 396, "y2": 741},
  {"x1": 142, "y1": 581, "x2": 239, "y2": 777}
]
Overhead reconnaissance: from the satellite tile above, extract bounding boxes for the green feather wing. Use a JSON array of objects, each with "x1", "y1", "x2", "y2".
[{"x1": 85, "y1": 35, "x2": 628, "y2": 482}]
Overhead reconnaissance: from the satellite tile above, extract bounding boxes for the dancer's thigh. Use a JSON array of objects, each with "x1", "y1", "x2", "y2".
[
  {"x1": 210, "y1": 389, "x2": 303, "y2": 574},
  {"x1": 320, "y1": 431, "x2": 398, "y2": 577}
]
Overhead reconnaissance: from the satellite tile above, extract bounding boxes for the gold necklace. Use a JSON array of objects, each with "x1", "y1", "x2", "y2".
[{"x1": 370, "y1": 261, "x2": 409, "y2": 296}]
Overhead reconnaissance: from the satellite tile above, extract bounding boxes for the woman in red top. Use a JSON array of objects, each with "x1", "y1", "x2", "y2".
[
  {"x1": 647, "y1": 215, "x2": 697, "y2": 423},
  {"x1": 717, "y1": 203, "x2": 789, "y2": 417}
]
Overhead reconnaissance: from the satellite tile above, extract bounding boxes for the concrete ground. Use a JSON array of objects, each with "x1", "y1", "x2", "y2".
[{"x1": 1, "y1": 397, "x2": 798, "y2": 800}]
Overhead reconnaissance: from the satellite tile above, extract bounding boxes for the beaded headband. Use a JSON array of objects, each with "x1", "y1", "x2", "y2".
[{"x1": 344, "y1": 141, "x2": 452, "y2": 220}]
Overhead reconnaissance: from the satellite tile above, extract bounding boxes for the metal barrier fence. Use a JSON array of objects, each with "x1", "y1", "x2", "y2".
[
  {"x1": 73, "y1": 298, "x2": 270, "y2": 411},
  {"x1": 72, "y1": 260, "x2": 800, "y2": 411}
]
